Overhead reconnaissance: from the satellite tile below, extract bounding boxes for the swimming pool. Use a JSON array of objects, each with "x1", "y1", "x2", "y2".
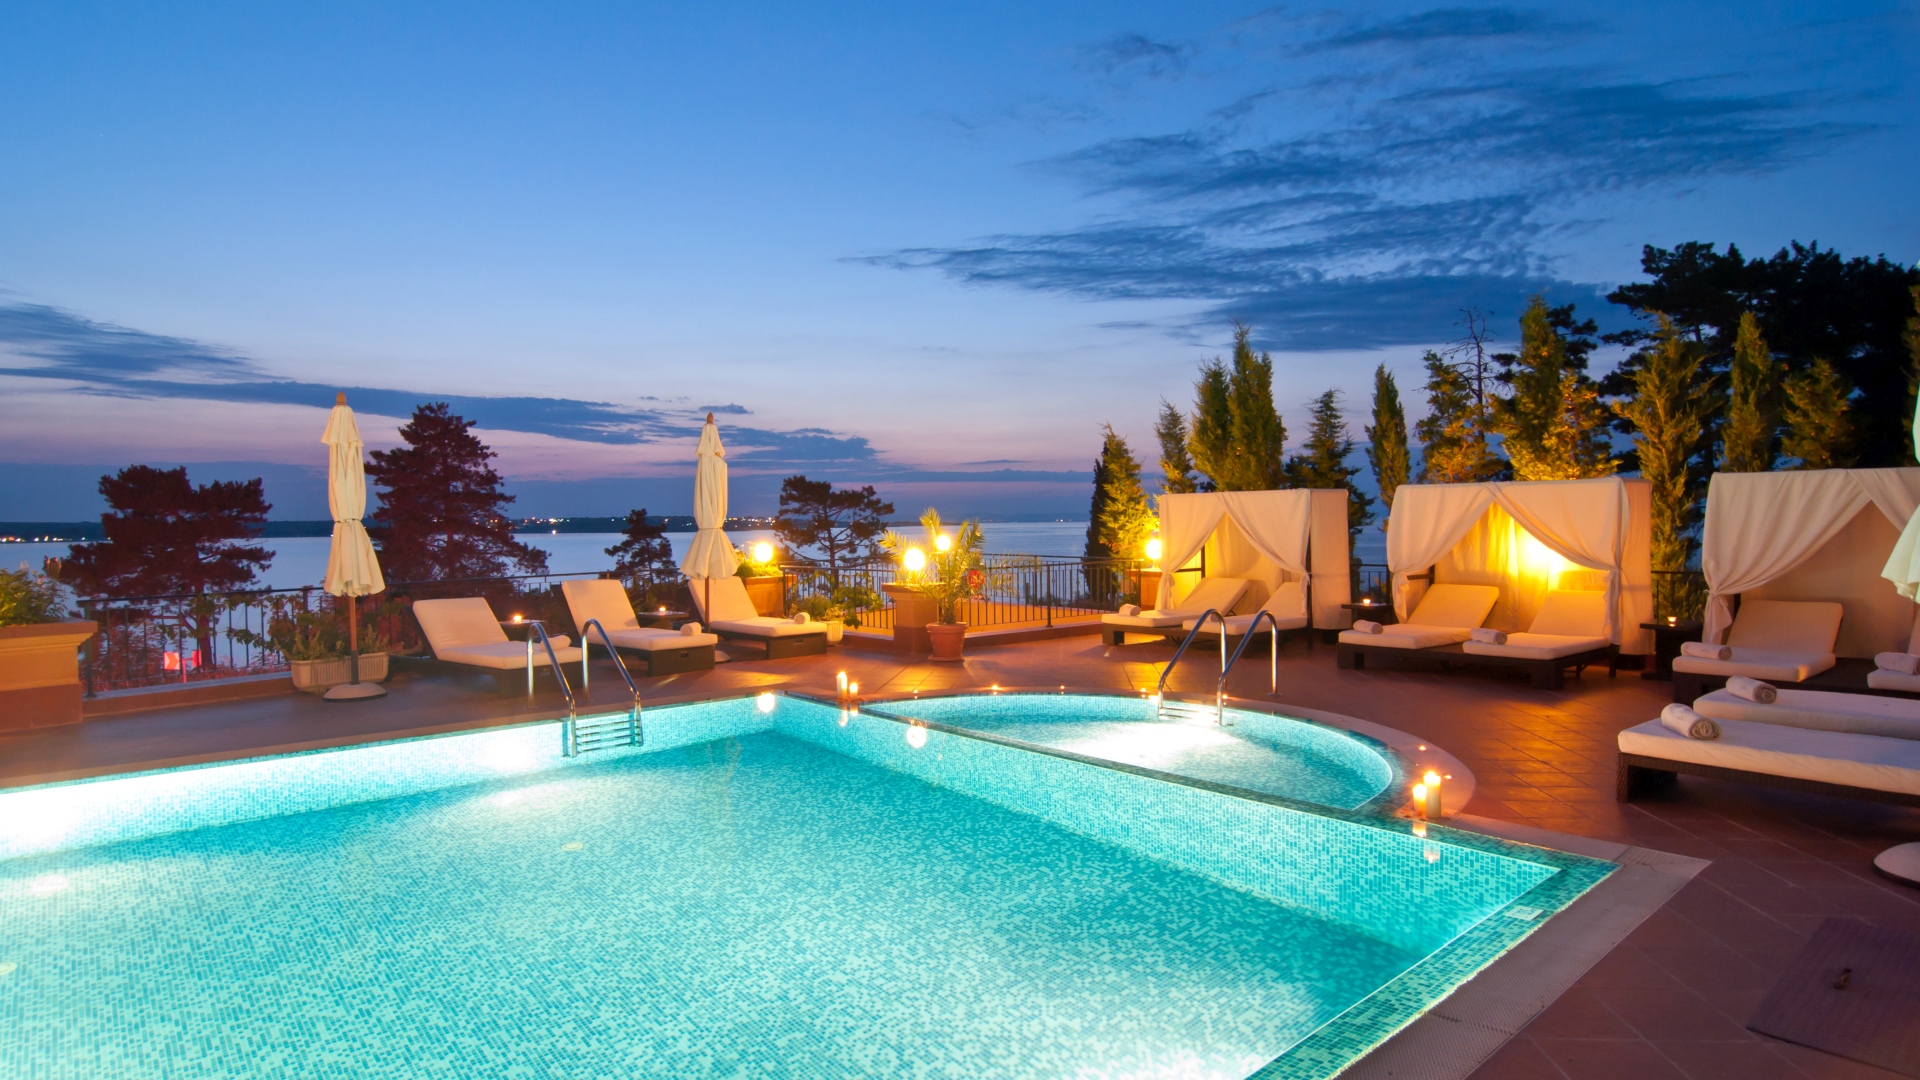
[
  {"x1": 865, "y1": 692, "x2": 1397, "y2": 810},
  {"x1": 0, "y1": 693, "x2": 1611, "y2": 1079}
]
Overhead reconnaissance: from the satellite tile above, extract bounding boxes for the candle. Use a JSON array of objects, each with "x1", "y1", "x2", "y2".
[
  {"x1": 836, "y1": 671, "x2": 849, "y2": 696},
  {"x1": 1411, "y1": 783, "x2": 1428, "y2": 819},
  {"x1": 1422, "y1": 771, "x2": 1444, "y2": 818}
]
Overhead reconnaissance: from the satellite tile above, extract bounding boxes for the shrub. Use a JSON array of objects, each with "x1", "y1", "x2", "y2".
[{"x1": 0, "y1": 564, "x2": 72, "y2": 627}]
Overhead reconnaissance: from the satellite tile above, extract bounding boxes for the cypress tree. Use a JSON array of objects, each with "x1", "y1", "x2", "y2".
[
  {"x1": 1417, "y1": 351, "x2": 1502, "y2": 482},
  {"x1": 1720, "y1": 312, "x2": 1779, "y2": 472},
  {"x1": 1615, "y1": 318, "x2": 1711, "y2": 612},
  {"x1": 1224, "y1": 324, "x2": 1288, "y2": 490},
  {"x1": 1904, "y1": 286, "x2": 1920, "y2": 464},
  {"x1": 1187, "y1": 360, "x2": 1231, "y2": 492},
  {"x1": 1154, "y1": 400, "x2": 1197, "y2": 494},
  {"x1": 1084, "y1": 424, "x2": 1155, "y2": 562},
  {"x1": 1288, "y1": 389, "x2": 1372, "y2": 538},
  {"x1": 1496, "y1": 297, "x2": 1613, "y2": 480},
  {"x1": 1364, "y1": 364, "x2": 1409, "y2": 529},
  {"x1": 1781, "y1": 359, "x2": 1856, "y2": 469}
]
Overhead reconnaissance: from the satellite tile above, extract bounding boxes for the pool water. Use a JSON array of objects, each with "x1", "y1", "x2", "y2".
[
  {"x1": 0, "y1": 695, "x2": 1611, "y2": 1079},
  {"x1": 869, "y1": 693, "x2": 1394, "y2": 810}
]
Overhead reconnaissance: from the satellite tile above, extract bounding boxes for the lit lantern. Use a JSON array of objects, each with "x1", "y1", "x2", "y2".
[
  {"x1": 934, "y1": 534, "x2": 952, "y2": 554},
  {"x1": 903, "y1": 547, "x2": 927, "y2": 573},
  {"x1": 1144, "y1": 536, "x2": 1163, "y2": 563},
  {"x1": 751, "y1": 542, "x2": 774, "y2": 565}
]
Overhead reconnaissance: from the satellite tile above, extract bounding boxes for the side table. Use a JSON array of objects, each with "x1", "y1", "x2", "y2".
[{"x1": 1639, "y1": 619, "x2": 1703, "y2": 681}]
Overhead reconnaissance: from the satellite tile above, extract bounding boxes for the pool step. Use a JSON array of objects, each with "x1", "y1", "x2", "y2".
[
  {"x1": 1158, "y1": 696, "x2": 1224, "y2": 726},
  {"x1": 562, "y1": 705, "x2": 643, "y2": 756}
]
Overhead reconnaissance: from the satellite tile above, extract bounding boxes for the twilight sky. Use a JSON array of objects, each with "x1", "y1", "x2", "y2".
[{"x1": 1, "y1": 1, "x2": 1913, "y2": 519}]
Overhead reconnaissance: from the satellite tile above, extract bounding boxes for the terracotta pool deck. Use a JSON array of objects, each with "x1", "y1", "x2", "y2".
[{"x1": 4, "y1": 634, "x2": 1917, "y2": 1080}]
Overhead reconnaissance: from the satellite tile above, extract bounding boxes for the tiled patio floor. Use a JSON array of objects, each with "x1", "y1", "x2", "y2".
[{"x1": 4, "y1": 632, "x2": 1917, "y2": 1079}]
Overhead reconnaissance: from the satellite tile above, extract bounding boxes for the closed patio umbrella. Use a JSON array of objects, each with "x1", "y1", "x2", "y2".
[
  {"x1": 322, "y1": 392, "x2": 388, "y2": 701},
  {"x1": 680, "y1": 414, "x2": 738, "y2": 620}
]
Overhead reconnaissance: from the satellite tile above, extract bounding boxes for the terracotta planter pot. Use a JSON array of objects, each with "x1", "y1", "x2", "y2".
[
  {"x1": 883, "y1": 583, "x2": 937, "y2": 655},
  {"x1": 290, "y1": 653, "x2": 389, "y2": 694},
  {"x1": 0, "y1": 620, "x2": 97, "y2": 731},
  {"x1": 742, "y1": 576, "x2": 784, "y2": 617},
  {"x1": 821, "y1": 620, "x2": 844, "y2": 645},
  {"x1": 926, "y1": 623, "x2": 967, "y2": 662}
]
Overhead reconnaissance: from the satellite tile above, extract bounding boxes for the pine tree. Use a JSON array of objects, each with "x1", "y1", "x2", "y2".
[
  {"x1": 605, "y1": 509, "x2": 678, "y2": 605},
  {"x1": 64, "y1": 466, "x2": 274, "y2": 597},
  {"x1": 773, "y1": 476, "x2": 894, "y2": 578},
  {"x1": 1781, "y1": 359, "x2": 1856, "y2": 469},
  {"x1": 1496, "y1": 297, "x2": 1614, "y2": 480},
  {"x1": 1288, "y1": 389, "x2": 1373, "y2": 538},
  {"x1": 1364, "y1": 364, "x2": 1409, "y2": 529},
  {"x1": 367, "y1": 403, "x2": 549, "y2": 580},
  {"x1": 1614, "y1": 319, "x2": 1711, "y2": 603},
  {"x1": 1904, "y1": 285, "x2": 1920, "y2": 464},
  {"x1": 1154, "y1": 401, "x2": 1197, "y2": 494},
  {"x1": 1720, "y1": 311, "x2": 1779, "y2": 472},
  {"x1": 1416, "y1": 351, "x2": 1502, "y2": 482},
  {"x1": 1085, "y1": 424, "x2": 1156, "y2": 562},
  {"x1": 1187, "y1": 359, "x2": 1231, "y2": 492}
]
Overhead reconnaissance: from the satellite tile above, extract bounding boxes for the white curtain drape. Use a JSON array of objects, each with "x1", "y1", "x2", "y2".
[
  {"x1": 1389, "y1": 477, "x2": 1647, "y2": 647},
  {"x1": 1704, "y1": 468, "x2": 1920, "y2": 640},
  {"x1": 1153, "y1": 491, "x2": 1312, "y2": 609}
]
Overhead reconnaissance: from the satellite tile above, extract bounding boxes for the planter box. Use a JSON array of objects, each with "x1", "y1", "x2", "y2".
[
  {"x1": 0, "y1": 620, "x2": 97, "y2": 732},
  {"x1": 883, "y1": 583, "x2": 936, "y2": 655},
  {"x1": 743, "y1": 575, "x2": 784, "y2": 617},
  {"x1": 290, "y1": 653, "x2": 390, "y2": 694}
]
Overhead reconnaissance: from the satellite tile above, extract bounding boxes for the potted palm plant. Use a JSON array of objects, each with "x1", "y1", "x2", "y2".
[{"x1": 882, "y1": 509, "x2": 984, "y2": 662}]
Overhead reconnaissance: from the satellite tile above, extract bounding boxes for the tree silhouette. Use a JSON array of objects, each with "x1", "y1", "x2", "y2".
[
  {"x1": 367, "y1": 403, "x2": 548, "y2": 581},
  {"x1": 605, "y1": 509, "x2": 678, "y2": 606},
  {"x1": 64, "y1": 465, "x2": 273, "y2": 598},
  {"x1": 774, "y1": 476, "x2": 895, "y2": 581}
]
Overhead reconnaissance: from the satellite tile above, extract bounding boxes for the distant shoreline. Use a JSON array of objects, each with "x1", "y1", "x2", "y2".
[{"x1": 0, "y1": 516, "x2": 1090, "y2": 543}]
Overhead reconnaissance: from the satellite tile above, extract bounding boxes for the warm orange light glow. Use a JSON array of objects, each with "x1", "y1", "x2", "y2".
[
  {"x1": 903, "y1": 547, "x2": 927, "y2": 573},
  {"x1": 1144, "y1": 537, "x2": 1163, "y2": 562},
  {"x1": 511, "y1": 614, "x2": 524, "y2": 624},
  {"x1": 751, "y1": 542, "x2": 774, "y2": 564},
  {"x1": 1423, "y1": 770, "x2": 1442, "y2": 788},
  {"x1": 934, "y1": 534, "x2": 952, "y2": 553}
]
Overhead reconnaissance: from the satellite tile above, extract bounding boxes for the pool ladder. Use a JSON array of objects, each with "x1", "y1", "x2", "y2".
[
  {"x1": 554, "y1": 619, "x2": 643, "y2": 757},
  {"x1": 1155, "y1": 609, "x2": 1283, "y2": 726}
]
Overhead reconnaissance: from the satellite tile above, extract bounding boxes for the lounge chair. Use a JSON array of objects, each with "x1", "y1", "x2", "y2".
[
  {"x1": 1180, "y1": 580, "x2": 1309, "y2": 644},
  {"x1": 1337, "y1": 583, "x2": 1499, "y2": 650},
  {"x1": 1617, "y1": 714, "x2": 1920, "y2": 807},
  {"x1": 1670, "y1": 599, "x2": 1842, "y2": 703},
  {"x1": 559, "y1": 579, "x2": 719, "y2": 676},
  {"x1": 412, "y1": 597, "x2": 583, "y2": 692},
  {"x1": 1867, "y1": 612, "x2": 1920, "y2": 693},
  {"x1": 1690, "y1": 687, "x2": 1920, "y2": 741},
  {"x1": 691, "y1": 575, "x2": 829, "y2": 659},
  {"x1": 1450, "y1": 589, "x2": 1617, "y2": 689},
  {"x1": 1101, "y1": 576, "x2": 1251, "y2": 646}
]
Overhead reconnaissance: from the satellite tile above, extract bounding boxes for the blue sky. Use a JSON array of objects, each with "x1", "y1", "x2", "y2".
[{"x1": 1, "y1": 1, "x2": 1913, "y2": 518}]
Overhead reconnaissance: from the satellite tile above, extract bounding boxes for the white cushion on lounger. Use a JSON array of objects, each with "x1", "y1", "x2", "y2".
[
  {"x1": 413, "y1": 597, "x2": 584, "y2": 667},
  {"x1": 1340, "y1": 624, "x2": 1473, "y2": 649},
  {"x1": 708, "y1": 617, "x2": 826, "y2": 638},
  {"x1": 435, "y1": 639, "x2": 582, "y2": 669},
  {"x1": 1103, "y1": 576, "x2": 1251, "y2": 629},
  {"x1": 1726, "y1": 599, "x2": 1844, "y2": 653},
  {"x1": 1691, "y1": 688, "x2": 1920, "y2": 741},
  {"x1": 1463, "y1": 633, "x2": 1610, "y2": 660},
  {"x1": 1183, "y1": 581, "x2": 1307, "y2": 635},
  {"x1": 1869, "y1": 669, "x2": 1920, "y2": 693},
  {"x1": 1671, "y1": 649, "x2": 1836, "y2": 682},
  {"x1": 1617, "y1": 716, "x2": 1920, "y2": 797},
  {"x1": 1336, "y1": 583, "x2": 1498, "y2": 649},
  {"x1": 562, "y1": 579, "x2": 721, "y2": 649},
  {"x1": 1461, "y1": 590, "x2": 1609, "y2": 660}
]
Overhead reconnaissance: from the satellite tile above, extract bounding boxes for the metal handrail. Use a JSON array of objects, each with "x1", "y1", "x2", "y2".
[
  {"x1": 575, "y1": 618, "x2": 640, "y2": 703},
  {"x1": 1156, "y1": 608, "x2": 1229, "y2": 699},
  {"x1": 1216, "y1": 609, "x2": 1284, "y2": 722},
  {"x1": 522, "y1": 621, "x2": 576, "y2": 714}
]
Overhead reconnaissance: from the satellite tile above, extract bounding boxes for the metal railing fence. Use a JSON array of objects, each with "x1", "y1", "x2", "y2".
[{"x1": 781, "y1": 554, "x2": 1145, "y2": 631}]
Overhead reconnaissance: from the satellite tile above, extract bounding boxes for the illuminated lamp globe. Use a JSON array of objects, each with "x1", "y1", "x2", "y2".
[
  {"x1": 751, "y1": 541, "x2": 774, "y2": 565},
  {"x1": 934, "y1": 534, "x2": 952, "y2": 553},
  {"x1": 903, "y1": 547, "x2": 927, "y2": 572},
  {"x1": 1144, "y1": 537, "x2": 1164, "y2": 562}
]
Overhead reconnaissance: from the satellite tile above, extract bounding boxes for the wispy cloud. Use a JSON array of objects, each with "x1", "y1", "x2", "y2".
[
  {"x1": 1078, "y1": 33, "x2": 1197, "y2": 80},
  {"x1": 869, "y1": 5, "x2": 1876, "y2": 349}
]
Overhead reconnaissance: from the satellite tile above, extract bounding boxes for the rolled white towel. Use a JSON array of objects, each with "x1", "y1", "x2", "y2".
[
  {"x1": 1660, "y1": 703, "x2": 1721, "y2": 740},
  {"x1": 1469, "y1": 628, "x2": 1507, "y2": 645},
  {"x1": 680, "y1": 622, "x2": 702, "y2": 636},
  {"x1": 1725, "y1": 675, "x2": 1777, "y2": 704},
  {"x1": 1875, "y1": 652, "x2": 1920, "y2": 675},
  {"x1": 1117, "y1": 604, "x2": 1142, "y2": 617},
  {"x1": 1352, "y1": 619, "x2": 1384, "y2": 634},
  {"x1": 1679, "y1": 641, "x2": 1732, "y2": 661},
  {"x1": 792, "y1": 612, "x2": 811, "y2": 624}
]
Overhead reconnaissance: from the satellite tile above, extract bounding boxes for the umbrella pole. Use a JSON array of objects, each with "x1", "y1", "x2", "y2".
[{"x1": 348, "y1": 594, "x2": 360, "y2": 685}]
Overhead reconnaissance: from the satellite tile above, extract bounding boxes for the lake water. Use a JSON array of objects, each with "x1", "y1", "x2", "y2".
[{"x1": 5, "y1": 519, "x2": 1384, "y2": 593}]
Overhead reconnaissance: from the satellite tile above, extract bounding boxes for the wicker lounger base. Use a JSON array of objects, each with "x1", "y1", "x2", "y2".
[
  {"x1": 1671, "y1": 658, "x2": 1920, "y2": 704},
  {"x1": 1103, "y1": 625, "x2": 1312, "y2": 650},
  {"x1": 1616, "y1": 751, "x2": 1920, "y2": 808},
  {"x1": 1101, "y1": 624, "x2": 1181, "y2": 646},
  {"x1": 1337, "y1": 640, "x2": 1616, "y2": 690},
  {"x1": 720, "y1": 632, "x2": 828, "y2": 660},
  {"x1": 394, "y1": 654, "x2": 578, "y2": 696},
  {"x1": 614, "y1": 643, "x2": 715, "y2": 676}
]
